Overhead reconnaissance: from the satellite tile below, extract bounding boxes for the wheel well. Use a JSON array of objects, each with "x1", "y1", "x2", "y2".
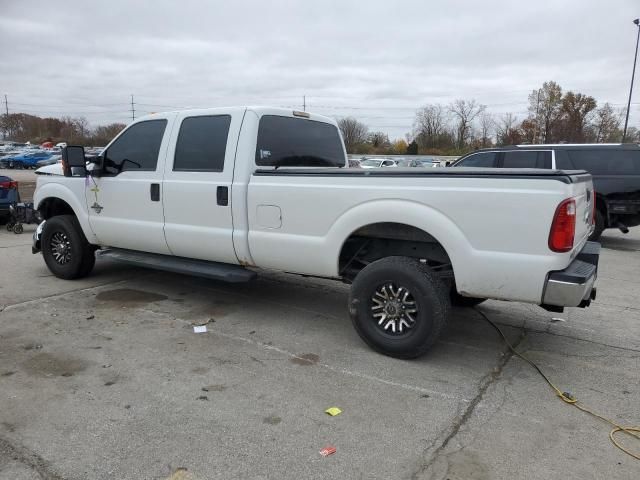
[
  {"x1": 338, "y1": 222, "x2": 453, "y2": 283},
  {"x1": 38, "y1": 197, "x2": 75, "y2": 220}
]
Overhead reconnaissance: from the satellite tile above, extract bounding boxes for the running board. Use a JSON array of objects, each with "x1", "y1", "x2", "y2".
[{"x1": 97, "y1": 248, "x2": 257, "y2": 283}]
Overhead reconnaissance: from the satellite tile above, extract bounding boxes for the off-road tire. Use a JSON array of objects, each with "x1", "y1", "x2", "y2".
[
  {"x1": 42, "y1": 215, "x2": 95, "y2": 279},
  {"x1": 349, "y1": 256, "x2": 450, "y2": 359}
]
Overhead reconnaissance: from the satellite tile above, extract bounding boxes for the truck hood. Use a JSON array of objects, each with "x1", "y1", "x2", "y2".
[{"x1": 35, "y1": 163, "x2": 63, "y2": 176}]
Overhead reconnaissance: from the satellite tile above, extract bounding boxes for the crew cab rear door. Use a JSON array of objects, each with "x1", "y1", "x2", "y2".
[{"x1": 161, "y1": 108, "x2": 244, "y2": 263}]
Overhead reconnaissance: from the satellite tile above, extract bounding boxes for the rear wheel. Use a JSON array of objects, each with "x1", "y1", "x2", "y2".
[
  {"x1": 42, "y1": 215, "x2": 95, "y2": 279},
  {"x1": 589, "y1": 209, "x2": 605, "y2": 241},
  {"x1": 349, "y1": 256, "x2": 450, "y2": 359}
]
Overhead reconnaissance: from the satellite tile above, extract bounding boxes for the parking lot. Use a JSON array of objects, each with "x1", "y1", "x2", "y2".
[{"x1": 0, "y1": 219, "x2": 638, "y2": 479}]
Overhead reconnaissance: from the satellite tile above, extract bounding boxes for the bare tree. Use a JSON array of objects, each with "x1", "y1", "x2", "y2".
[
  {"x1": 337, "y1": 117, "x2": 368, "y2": 152},
  {"x1": 496, "y1": 113, "x2": 522, "y2": 145},
  {"x1": 528, "y1": 81, "x2": 563, "y2": 143},
  {"x1": 449, "y1": 99, "x2": 486, "y2": 149},
  {"x1": 592, "y1": 103, "x2": 621, "y2": 142},
  {"x1": 479, "y1": 112, "x2": 495, "y2": 147},
  {"x1": 413, "y1": 104, "x2": 448, "y2": 149}
]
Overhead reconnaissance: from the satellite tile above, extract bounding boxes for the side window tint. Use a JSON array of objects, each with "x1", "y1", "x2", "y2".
[
  {"x1": 174, "y1": 115, "x2": 231, "y2": 172},
  {"x1": 568, "y1": 149, "x2": 640, "y2": 175},
  {"x1": 502, "y1": 151, "x2": 549, "y2": 168},
  {"x1": 458, "y1": 152, "x2": 496, "y2": 167},
  {"x1": 554, "y1": 150, "x2": 574, "y2": 170},
  {"x1": 103, "y1": 120, "x2": 167, "y2": 175}
]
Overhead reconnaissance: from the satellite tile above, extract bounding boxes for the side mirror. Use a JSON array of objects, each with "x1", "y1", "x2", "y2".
[{"x1": 62, "y1": 146, "x2": 86, "y2": 177}]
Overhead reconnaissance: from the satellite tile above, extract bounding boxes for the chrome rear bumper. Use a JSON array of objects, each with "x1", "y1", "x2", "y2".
[{"x1": 542, "y1": 242, "x2": 600, "y2": 308}]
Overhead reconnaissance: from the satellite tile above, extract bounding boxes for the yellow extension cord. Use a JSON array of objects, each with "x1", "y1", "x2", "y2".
[{"x1": 475, "y1": 309, "x2": 640, "y2": 461}]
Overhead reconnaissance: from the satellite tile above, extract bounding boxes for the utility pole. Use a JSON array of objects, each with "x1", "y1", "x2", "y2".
[
  {"x1": 303, "y1": 95, "x2": 306, "y2": 112},
  {"x1": 532, "y1": 89, "x2": 540, "y2": 144},
  {"x1": 623, "y1": 19, "x2": 640, "y2": 142},
  {"x1": 3, "y1": 94, "x2": 8, "y2": 140},
  {"x1": 130, "y1": 94, "x2": 135, "y2": 121}
]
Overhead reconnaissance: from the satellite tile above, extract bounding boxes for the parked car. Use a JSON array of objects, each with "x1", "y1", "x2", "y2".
[
  {"x1": 0, "y1": 175, "x2": 20, "y2": 224},
  {"x1": 1, "y1": 151, "x2": 53, "y2": 169},
  {"x1": 360, "y1": 158, "x2": 398, "y2": 168},
  {"x1": 36, "y1": 155, "x2": 62, "y2": 168},
  {"x1": 453, "y1": 144, "x2": 640, "y2": 240},
  {"x1": 32, "y1": 107, "x2": 598, "y2": 359}
]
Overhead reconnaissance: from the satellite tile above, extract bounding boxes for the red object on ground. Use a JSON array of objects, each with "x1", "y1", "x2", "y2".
[{"x1": 319, "y1": 445, "x2": 337, "y2": 457}]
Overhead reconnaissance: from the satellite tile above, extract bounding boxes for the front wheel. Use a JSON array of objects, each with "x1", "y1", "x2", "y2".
[
  {"x1": 42, "y1": 215, "x2": 95, "y2": 279},
  {"x1": 349, "y1": 256, "x2": 450, "y2": 359}
]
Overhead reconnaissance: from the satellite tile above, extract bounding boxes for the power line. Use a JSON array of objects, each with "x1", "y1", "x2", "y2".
[{"x1": 130, "y1": 94, "x2": 135, "y2": 121}]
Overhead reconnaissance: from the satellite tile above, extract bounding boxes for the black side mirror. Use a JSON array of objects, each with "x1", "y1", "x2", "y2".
[{"x1": 62, "y1": 146, "x2": 87, "y2": 177}]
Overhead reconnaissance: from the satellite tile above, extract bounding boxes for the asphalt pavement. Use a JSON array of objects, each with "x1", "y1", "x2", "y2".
[{"x1": 0, "y1": 224, "x2": 638, "y2": 479}]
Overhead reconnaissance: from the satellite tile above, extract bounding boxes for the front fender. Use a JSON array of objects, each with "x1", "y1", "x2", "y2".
[{"x1": 34, "y1": 182, "x2": 97, "y2": 244}]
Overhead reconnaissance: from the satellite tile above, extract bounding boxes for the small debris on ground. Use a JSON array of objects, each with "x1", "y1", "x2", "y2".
[
  {"x1": 193, "y1": 325, "x2": 207, "y2": 333},
  {"x1": 319, "y1": 445, "x2": 337, "y2": 457},
  {"x1": 102, "y1": 364, "x2": 112, "y2": 368},
  {"x1": 197, "y1": 395, "x2": 208, "y2": 401},
  {"x1": 86, "y1": 315, "x2": 95, "y2": 320},
  {"x1": 324, "y1": 407, "x2": 342, "y2": 416},
  {"x1": 551, "y1": 317, "x2": 566, "y2": 323}
]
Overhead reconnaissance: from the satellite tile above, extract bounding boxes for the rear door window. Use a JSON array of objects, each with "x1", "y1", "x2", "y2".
[
  {"x1": 256, "y1": 115, "x2": 345, "y2": 167},
  {"x1": 567, "y1": 149, "x2": 640, "y2": 175},
  {"x1": 174, "y1": 115, "x2": 231, "y2": 172},
  {"x1": 103, "y1": 120, "x2": 167, "y2": 175},
  {"x1": 502, "y1": 150, "x2": 551, "y2": 168},
  {"x1": 456, "y1": 151, "x2": 497, "y2": 167}
]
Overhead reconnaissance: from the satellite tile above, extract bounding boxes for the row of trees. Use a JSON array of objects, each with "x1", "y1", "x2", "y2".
[
  {"x1": 1, "y1": 113, "x2": 125, "y2": 146},
  {"x1": 339, "y1": 81, "x2": 633, "y2": 155}
]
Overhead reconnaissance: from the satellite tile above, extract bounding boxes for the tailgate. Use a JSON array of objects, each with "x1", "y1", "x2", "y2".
[{"x1": 568, "y1": 172, "x2": 595, "y2": 248}]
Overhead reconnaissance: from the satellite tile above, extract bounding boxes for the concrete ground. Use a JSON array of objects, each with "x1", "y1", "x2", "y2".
[{"x1": 0, "y1": 224, "x2": 638, "y2": 479}]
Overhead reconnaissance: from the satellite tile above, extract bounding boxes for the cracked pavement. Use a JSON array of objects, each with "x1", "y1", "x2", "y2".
[{"x1": 0, "y1": 224, "x2": 638, "y2": 479}]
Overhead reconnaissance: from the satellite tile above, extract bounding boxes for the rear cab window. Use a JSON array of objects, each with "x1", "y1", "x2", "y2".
[{"x1": 256, "y1": 115, "x2": 345, "y2": 167}]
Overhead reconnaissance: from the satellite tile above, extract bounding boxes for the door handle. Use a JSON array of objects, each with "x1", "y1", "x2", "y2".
[
  {"x1": 150, "y1": 183, "x2": 160, "y2": 202},
  {"x1": 217, "y1": 186, "x2": 228, "y2": 206}
]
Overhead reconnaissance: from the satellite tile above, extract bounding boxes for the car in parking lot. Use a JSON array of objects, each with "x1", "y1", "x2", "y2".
[
  {"x1": 0, "y1": 175, "x2": 20, "y2": 224},
  {"x1": 453, "y1": 144, "x2": 640, "y2": 240},
  {"x1": 360, "y1": 158, "x2": 398, "y2": 168}
]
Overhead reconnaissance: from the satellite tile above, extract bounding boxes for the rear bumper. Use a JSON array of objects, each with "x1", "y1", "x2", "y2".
[{"x1": 542, "y1": 242, "x2": 600, "y2": 308}]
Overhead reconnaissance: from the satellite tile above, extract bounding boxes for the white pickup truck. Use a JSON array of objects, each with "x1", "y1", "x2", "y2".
[{"x1": 32, "y1": 107, "x2": 600, "y2": 358}]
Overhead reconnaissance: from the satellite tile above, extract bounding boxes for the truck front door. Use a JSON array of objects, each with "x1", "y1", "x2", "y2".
[
  {"x1": 87, "y1": 116, "x2": 174, "y2": 254},
  {"x1": 161, "y1": 109, "x2": 241, "y2": 263}
]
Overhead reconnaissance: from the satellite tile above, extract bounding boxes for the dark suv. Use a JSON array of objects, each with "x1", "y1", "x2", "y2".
[{"x1": 453, "y1": 144, "x2": 640, "y2": 240}]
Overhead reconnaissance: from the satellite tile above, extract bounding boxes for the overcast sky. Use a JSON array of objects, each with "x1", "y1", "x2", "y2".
[{"x1": 1, "y1": 0, "x2": 639, "y2": 139}]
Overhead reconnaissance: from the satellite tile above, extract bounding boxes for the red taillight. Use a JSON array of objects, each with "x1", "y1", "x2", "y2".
[
  {"x1": 0, "y1": 180, "x2": 18, "y2": 189},
  {"x1": 549, "y1": 198, "x2": 576, "y2": 252}
]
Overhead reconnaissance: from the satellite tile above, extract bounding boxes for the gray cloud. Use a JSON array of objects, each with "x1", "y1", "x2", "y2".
[{"x1": 1, "y1": 0, "x2": 638, "y2": 139}]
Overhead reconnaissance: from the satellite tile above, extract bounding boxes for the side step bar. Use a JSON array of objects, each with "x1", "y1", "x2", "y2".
[{"x1": 98, "y1": 248, "x2": 257, "y2": 283}]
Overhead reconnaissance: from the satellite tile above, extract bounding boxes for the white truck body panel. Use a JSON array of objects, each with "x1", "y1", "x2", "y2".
[{"x1": 33, "y1": 106, "x2": 595, "y2": 307}]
